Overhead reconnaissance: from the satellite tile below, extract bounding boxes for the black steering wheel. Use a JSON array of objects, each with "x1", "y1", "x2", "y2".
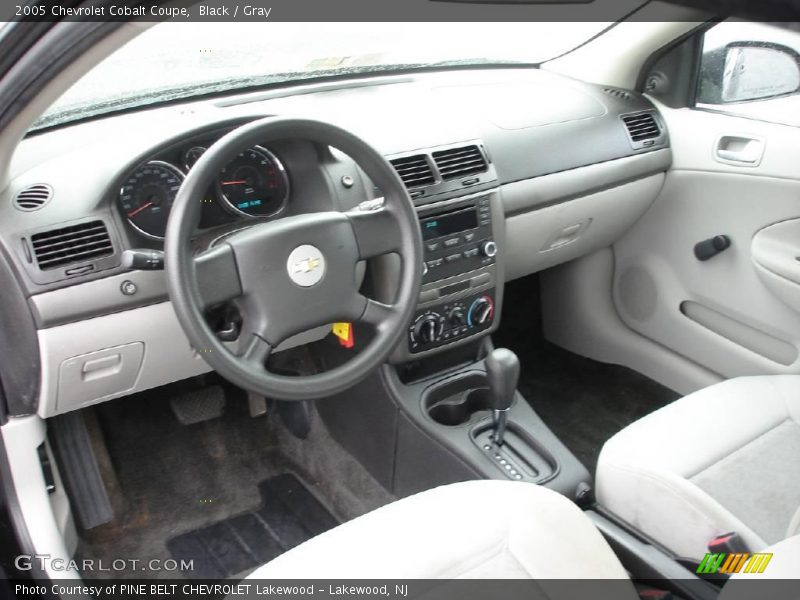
[{"x1": 165, "y1": 117, "x2": 422, "y2": 401}]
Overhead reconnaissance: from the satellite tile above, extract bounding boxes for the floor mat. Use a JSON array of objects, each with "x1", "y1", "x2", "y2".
[
  {"x1": 167, "y1": 474, "x2": 338, "y2": 579},
  {"x1": 76, "y1": 374, "x2": 392, "y2": 579},
  {"x1": 494, "y1": 276, "x2": 680, "y2": 474}
]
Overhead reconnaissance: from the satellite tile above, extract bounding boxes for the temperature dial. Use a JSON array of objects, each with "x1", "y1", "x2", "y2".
[{"x1": 468, "y1": 296, "x2": 495, "y2": 327}]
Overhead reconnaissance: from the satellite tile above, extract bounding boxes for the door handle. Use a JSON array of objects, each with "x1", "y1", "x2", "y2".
[{"x1": 715, "y1": 135, "x2": 765, "y2": 166}]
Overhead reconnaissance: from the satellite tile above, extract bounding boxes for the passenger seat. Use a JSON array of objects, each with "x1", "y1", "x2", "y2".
[{"x1": 596, "y1": 376, "x2": 800, "y2": 560}]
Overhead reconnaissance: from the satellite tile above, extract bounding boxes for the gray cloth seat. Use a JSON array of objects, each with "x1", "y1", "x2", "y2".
[
  {"x1": 596, "y1": 375, "x2": 800, "y2": 560},
  {"x1": 246, "y1": 479, "x2": 637, "y2": 583},
  {"x1": 242, "y1": 478, "x2": 800, "y2": 588}
]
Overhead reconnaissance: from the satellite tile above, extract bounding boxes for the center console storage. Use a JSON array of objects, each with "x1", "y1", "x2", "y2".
[
  {"x1": 422, "y1": 370, "x2": 558, "y2": 484},
  {"x1": 424, "y1": 373, "x2": 492, "y2": 427}
]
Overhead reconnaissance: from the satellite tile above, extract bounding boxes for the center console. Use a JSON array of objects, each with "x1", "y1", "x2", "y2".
[
  {"x1": 390, "y1": 188, "x2": 504, "y2": 363},
  {"x1": 317, "y1": 140, "x2": 590, "y2": 505},
  {"x1": 376, "y1": 141, "x2": 504, "y2": 364},
  {"x1": 419, "y1": 196, "x2": 495, "y2": 285},
  {"x1": 409, "y1": 194, "x2": 498, "y2": 353}
]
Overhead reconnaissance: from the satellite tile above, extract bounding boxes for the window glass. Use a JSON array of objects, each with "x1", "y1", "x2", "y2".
[{"x1": 34, "y1": 22, "x2": 610, "y2": 131}]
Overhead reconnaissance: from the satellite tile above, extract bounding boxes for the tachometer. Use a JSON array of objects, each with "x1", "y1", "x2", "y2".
[
  {"x1": 217, "y1": 146, "x2": 289, "y2": 218},
  {"x1": 119, "y1": 161, "x2": 184, "y2": 240}
]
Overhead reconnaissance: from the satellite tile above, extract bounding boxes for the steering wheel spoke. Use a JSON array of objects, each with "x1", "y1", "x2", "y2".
[
  {"x1": 194, "y1": 243, "x2": 242, "y2": 308},
  {"x1": 347, "y1": 207, "x2": 403, "y2": 259},
  {"x1": 351, "y1": 295, "x2": 398, "y2": 330},
  {"x1": 238, "y1": 332, "x2": 273, "y2": 369}
]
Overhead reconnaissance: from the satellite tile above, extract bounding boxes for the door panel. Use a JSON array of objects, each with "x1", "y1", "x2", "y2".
[{"x1": 612, "y1": 104, "x2": 800, "y2": 380}]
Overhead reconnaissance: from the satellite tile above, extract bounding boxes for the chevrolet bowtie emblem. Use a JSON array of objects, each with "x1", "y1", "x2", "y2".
[
  {"x1": 293, "y1": 257, "x2": 322, "y2": 274},
  {"x1": 287, "y1": 244, "x2": 326, "y2": 287}
]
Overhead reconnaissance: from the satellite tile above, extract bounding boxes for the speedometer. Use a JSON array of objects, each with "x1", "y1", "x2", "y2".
[
  {"x1": 217, "y1": 146, "x2": 289, "y2": 218},
  {"x1": 118, "y1": 161, "x2": 184, "y2": 240}
]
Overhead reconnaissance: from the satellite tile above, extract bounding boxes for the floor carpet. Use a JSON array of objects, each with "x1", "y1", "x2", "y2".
[
  {"x1": 77, "y1": 374, "x2": 393, "y2": 579},
  {"x1": 167, "y1": 474, "x2": 338, "y2": 579},
  {"x1": 494, "y1": 275, "x2": 680, "y2": 475}
]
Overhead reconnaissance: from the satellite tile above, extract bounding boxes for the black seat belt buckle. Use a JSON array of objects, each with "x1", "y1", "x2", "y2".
[{"x1": 709, "y1": 532, "x2": 749, "y2": 554}]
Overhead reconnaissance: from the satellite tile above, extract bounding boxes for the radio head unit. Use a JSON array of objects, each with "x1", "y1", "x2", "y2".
[{"x1": 420, "y1": 195, "x2": 495, "y2": 284}]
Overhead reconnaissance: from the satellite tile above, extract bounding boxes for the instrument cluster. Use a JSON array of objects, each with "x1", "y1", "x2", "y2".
[{"x1": 118, "y1": 140, "x2": 291, "y2": 240}]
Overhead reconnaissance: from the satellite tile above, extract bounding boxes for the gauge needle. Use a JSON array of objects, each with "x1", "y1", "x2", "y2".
[
  {"x1": 221, "y1": 180, "x2": 248, "y2": 186},
  {"x1": 127, "y1": 202, "x2": 154, "y2": 218}
]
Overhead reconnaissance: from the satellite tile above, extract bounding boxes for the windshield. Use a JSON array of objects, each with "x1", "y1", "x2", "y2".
[{"x1": 33, "y1": 22, "x2": 611, "y2": 131}]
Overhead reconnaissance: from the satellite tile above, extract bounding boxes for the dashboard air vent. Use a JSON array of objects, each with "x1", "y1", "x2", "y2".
[
  {"x1": 14, "y1": 184, "x2": 52, "y2": 211},
  {"x1": 31, "y1": 220, "x2": 114, "y2": 270},
  {"x1": 603, "y1": 87, "x2": 633, "y2": 101},
  {"x1": 389, "y1": 154, "x2": 436, "y2": 188},
  {"x1": 622, "y1": 112, "x2": 661, "y2": 143},
  {"x1": 432, "y1": 145, "x2": 487, "y2": 181}
]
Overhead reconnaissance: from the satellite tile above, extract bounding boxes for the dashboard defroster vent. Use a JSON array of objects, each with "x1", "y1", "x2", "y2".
[
  {"x1": 622, "y1": 112, "x2": 661, "y2": 143},
  {"x1": 14, "y1": 184, "x2": 52, "y2": 211},
  {"x1": 389, "y1": 154, "x2": 436, "y2": 188},
  {"x1": 603, "y1": 87, "x2": 634, "y2": 101},
  {"x1": 432, "y1": 145, "x2": 487, "y2": 181},
  {"x1": 31, "y1": 220, "x2": 114, "y2": 270}
]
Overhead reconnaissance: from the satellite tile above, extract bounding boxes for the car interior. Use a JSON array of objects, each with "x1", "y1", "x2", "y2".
[{"x1": 0, "y1": 4, "x2": 799, "y2": 598}]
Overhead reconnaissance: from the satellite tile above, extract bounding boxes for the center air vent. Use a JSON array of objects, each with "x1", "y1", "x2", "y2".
[
  {"x1": 31, "y1": 220, "x2": 114, "y2": 270},
  {"x1": 432, "y1": 145, "x2": 488, "y2": 181},
  {"x1": 622, "y1": 112, "x2": 661, "y2": 144},
  {"x1": 389, "y1": 154, "x2": 436, "y2": 188},
  {"x1": 14, "y1": 184, "x2": 53, "y2": 211}
]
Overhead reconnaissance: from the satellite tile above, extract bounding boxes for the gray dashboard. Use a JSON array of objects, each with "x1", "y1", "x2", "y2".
[{"x1": 0, "y1": 66, "x2": 671, "y2": 416}]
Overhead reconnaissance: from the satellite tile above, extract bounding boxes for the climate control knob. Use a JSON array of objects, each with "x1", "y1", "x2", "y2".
[
  {"x1": 482, "y1": 241, "x2": 498, "y2": 258},
  {"x1": 447, "y1": 307, "x2": 466, "y2": 327},
  {"x1": 412, "y1": 314, "x2": 442, "y2": 344},
  {"x1": 468, "y1": 296, "x2": 495, "y2": 327}
]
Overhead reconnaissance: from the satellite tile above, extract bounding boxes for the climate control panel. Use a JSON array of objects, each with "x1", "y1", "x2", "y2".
[{"x1": 409, "y1": 290, "x2": 496, "y2": 353}]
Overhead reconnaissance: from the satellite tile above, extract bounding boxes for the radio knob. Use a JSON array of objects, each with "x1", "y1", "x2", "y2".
[
  {"x1": 468, "y1": 296, "x2": 494, "y2": 326},
  {"x1": 481, "y1": 241, "x2": 498, "y2": 258},
  {"x1": 413, "y1": 314, "x2": 441, "y2": 344},
  {"x1": 447, "y1": 308, "x2": 466, "y2": 327}
]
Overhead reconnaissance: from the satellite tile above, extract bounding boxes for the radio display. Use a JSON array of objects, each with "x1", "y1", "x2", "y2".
[{"x1": 421, "y1": 208, "x2": 478, "y2": 241}]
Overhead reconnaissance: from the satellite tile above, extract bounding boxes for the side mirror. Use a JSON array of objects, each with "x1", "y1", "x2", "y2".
[
  {"x1": 699, "y1": 41, "x2": 800, "y2": 104},
  {"x1": 717, "y1": 42, "x2": 800, "y2": 103}
]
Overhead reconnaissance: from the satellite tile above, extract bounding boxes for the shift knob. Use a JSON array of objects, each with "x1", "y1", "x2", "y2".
[
  {"x1": 485, "y1": 348, "x2": 520, "y2": 412},
  {"x1": 485, "y1": 348, "x2": 519, "y2": 446}
]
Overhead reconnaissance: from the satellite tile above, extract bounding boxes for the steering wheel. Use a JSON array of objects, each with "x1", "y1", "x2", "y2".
[{"x1": 165, "y1": 117, "x2": 422, "y2": 401}]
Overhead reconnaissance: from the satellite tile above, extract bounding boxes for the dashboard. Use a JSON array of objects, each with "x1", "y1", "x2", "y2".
[{"x1": 0, "y1": 67, "x2": 672, "y2": 418}]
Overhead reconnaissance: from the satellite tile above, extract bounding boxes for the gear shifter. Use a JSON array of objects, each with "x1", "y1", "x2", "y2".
[{"x1": 485, "y1": 348, "x2": 520, "y2": 446}]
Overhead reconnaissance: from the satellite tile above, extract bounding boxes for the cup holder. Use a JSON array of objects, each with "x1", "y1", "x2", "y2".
[{"x1": 424, "y1": 373, "x2": 492, "y2": 427}]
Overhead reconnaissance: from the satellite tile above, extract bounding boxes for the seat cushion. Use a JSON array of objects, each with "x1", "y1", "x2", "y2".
[
  {"x1": 596, "y1": 375, "x2": 800, "y2": 560},
  {"x1": 246, "y1": 480, "x2": 634, "y2": 582}
]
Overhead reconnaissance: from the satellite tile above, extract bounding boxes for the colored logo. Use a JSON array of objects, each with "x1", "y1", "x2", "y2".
[
  {"x1": 292, "y1": 257, "x2": 322, "y2": 274},
  {"x1": 696, "y1": 552, "x2": 773, "y2": 575},
  {"x1": 286, "y1": 244, "x2": 326, "y2": 287}
]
